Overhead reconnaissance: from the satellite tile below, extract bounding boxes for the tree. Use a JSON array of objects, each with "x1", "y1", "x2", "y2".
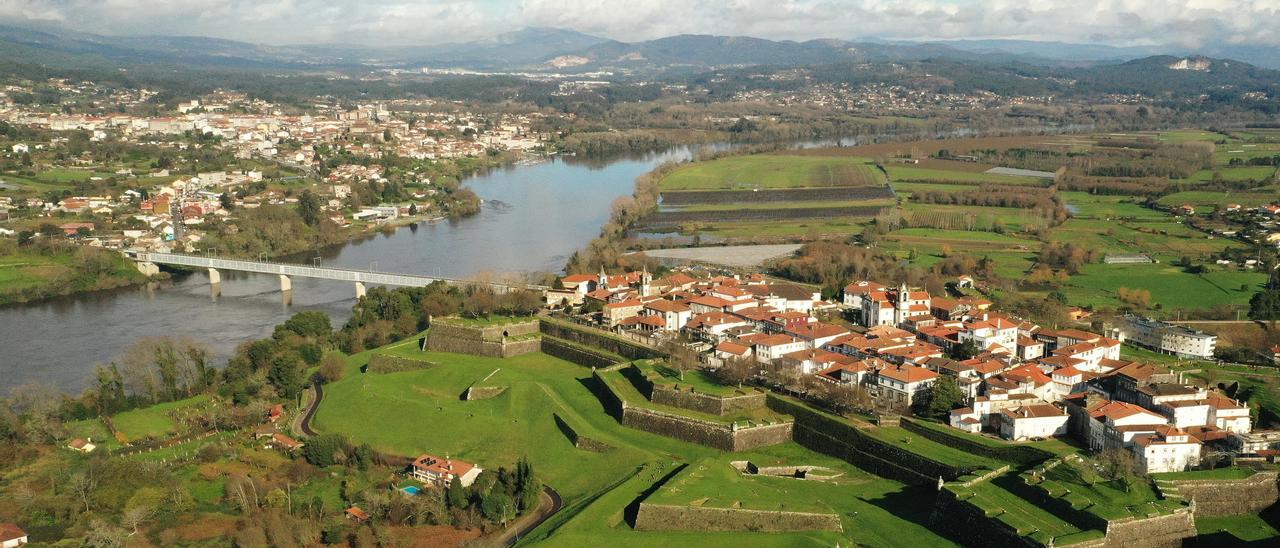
[
  {"x1": 317, "y1": 353, "x2": 346, "y2": 384},
  {"x1": 276, "y1": 311, "x2": 333, "y2": 340},
  {"x1": 84, "y1": 519, "x2": 128, "y2": 547},
  {"x1": 481, "y1": 491, "x2": 514, "y2": 524},
  {"x1": 220, "y1": 192, "x2": 235, "y2": 211},
  {"x1": 949, "y1": 339, "x2": 980, "y2": 360},
  {"x1": 297, "y1": 189, "x2": 323, "y2": 226},
  {"x1": 1249, "y1": 280, "x2": 1280, "y2": 325},
  {"x1": 408, "y1": 203, "x2": 418, "y2": 216},
  {"x1": 714, "y1": 358, "x2": 754, "y2": 388},
  {"x1": 302, "y1": 433, "x2": 350, "y2": 467},
  {"x1": 917, "y1": 376, "x2": 964, "y2": 420},
  {"x1": 1094, "y1": 448, "x2": 1142, "y2": 492},
  {"x1": 445, "y1": 476, "x2": 468, "y2": 510},
  {"x1": 121, "y1": 505, "x2": 153, "y2": 535}
]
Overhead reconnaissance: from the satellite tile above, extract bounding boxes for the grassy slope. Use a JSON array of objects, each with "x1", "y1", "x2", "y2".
[
  {"x1": 111, "y1": 394, "x2": 209, "y2": 441},
  {"x1": 313, "y1": 342, "x2": 956, "y2": 547}
]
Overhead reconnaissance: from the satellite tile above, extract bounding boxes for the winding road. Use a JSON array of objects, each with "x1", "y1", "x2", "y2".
[{"x1": 298, "y1": 382, "x2": 324, "y2": 437}]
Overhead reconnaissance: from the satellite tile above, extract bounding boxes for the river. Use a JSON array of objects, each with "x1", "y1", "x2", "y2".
[{"x1": 1, "y1": 138, "x2": 863, "y2": 393}]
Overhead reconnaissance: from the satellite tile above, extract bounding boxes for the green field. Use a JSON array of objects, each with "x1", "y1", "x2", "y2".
[
  {"x1": 1157, "y1": 190, "x2": 1278, "y2": 208},
  {"x1": 659, "y1": 155, "x2": 885, "y2": 190},
  {"x1": 1060, "y1": 193, "x2": 1170, "y2": 220},
  {"x1": 1190, "y1": 166, "x2": 1278, "y2": 182},
  {"x1": 1195, "y1": 513, "x2": 1280, "y2": 543},
  {"x1": 1060, "y1": 262, "x2": 1264, "y2": 310},
  {"x1": 885, "y1": 166, "x2": 1043, "y2": 185},
  {"x1": 110, "y1": 394, "x2": 209, "y2": 442}
]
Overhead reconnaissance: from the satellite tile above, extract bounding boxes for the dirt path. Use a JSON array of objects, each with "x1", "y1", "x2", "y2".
[{"x1": 298, "y1": 382, "x2": 324, "y2": 437}]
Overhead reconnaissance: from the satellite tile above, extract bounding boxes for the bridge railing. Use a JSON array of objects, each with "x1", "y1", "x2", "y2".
[{"x1": 133, "y1": 252, "x2": 547, "y2": 292}]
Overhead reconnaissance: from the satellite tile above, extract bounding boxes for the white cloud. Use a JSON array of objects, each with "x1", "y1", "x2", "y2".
[{"x1": 1, "y1": 0, "x2": 1278, "y2": 49}]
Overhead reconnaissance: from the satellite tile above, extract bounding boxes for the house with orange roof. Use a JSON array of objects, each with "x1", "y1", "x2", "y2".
[
  {"x1": 752, "y1": 334, "x2": 808, "y2": 364},
  {"x1": 643, "y1": 299, "x2": 693, "y2": 331},
  {"x1": 1083, "y1": 399, "x2": 1167, "y2": 451},
  {"x1": 1051, "y1": 337, "x2": 1121, "y2": 371},
  {"x1": 959, "y1": 314, "x2": 1019, "y2": 355},
  {"x1": 715, "y1": 341, "x2": 753, "y2": 361},
  {"x1": 412, "y1": 454, "x2": 482, "y2": 487},
  {"x1": 1132, "y1": 425, "x2": 1201, "y2": 473},
  {"x1": 877, "y1": 364, "x2": 937, "y2": 407},
  {"x1": 684, "y1": 312, "x2": 752, "y2": 342},
  {"x1": 786, "y1": 322, "x2": 851, "y2": 349},
  {"x1": 602, "y1": 299, "x2": 644, "y2": 328},
  {"x1": 1, "y1": 523, "x2": 28, "y2": 547},
  {"x1": 816, "y1": 359, "x2": 874, "y2": 385},
  {"x1": 778, "y1": 348, "x2": 853, "y2": 375}
]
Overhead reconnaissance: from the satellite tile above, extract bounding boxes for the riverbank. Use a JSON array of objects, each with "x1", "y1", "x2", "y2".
[{"x1": 0, "y1": 245, "x2": 162, "y2": 306}]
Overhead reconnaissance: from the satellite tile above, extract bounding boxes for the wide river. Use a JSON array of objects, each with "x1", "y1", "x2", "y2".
[
  {"x1": 2, "y1": 146, "x2": 710, "y2": 392},
  {"x1": 1, "y1": 138, "x2": 859, "y2": 393}
]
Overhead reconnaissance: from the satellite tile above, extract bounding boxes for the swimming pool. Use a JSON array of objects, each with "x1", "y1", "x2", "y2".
[{"x1": 401, "y1": 486, "x2": 421, "y2": 495}]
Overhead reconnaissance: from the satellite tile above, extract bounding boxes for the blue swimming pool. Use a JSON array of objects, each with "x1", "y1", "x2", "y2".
[{"x1": 402, "y1": 486, "x2": 421, "y2": 495}]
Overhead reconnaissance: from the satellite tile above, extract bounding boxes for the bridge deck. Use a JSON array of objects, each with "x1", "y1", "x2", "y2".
[{"x1": 132, "y1": 252, "x2": 545, "y2": 292}]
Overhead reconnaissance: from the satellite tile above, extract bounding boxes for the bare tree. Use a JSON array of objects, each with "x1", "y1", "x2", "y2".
[
  {"x1": 714, "y1": 358, "x2": 754, "y2": 388},
  {"x1": 121, "y1": 505, "x2": 153, "y2": 535},
  {"x1": 69, "y1": 471, "x2": 97, "y2": 513}
]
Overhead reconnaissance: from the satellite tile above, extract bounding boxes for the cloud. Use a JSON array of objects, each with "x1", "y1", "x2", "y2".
[{"x1": 1, "y1": 0, "x2": 1278, "y2": 50}]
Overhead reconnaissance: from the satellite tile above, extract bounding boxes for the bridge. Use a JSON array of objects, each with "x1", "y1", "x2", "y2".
[{"x1": 128, "y1": 251, "x2": 546, "y2": 299}]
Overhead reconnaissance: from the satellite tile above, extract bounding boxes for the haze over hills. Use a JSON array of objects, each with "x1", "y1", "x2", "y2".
[{"x1": 0, "y1": 21, "x2": 1278, "y2": 79}]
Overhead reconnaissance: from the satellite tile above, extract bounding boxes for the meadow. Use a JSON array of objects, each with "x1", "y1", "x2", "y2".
[{"x1": 659, "y1": 155, "x2": 885, "y2": 191}]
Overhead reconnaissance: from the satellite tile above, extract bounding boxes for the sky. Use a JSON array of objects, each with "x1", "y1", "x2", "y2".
[{"x1": 1, "y1": 0, "x2": 1278, "y2": 49}]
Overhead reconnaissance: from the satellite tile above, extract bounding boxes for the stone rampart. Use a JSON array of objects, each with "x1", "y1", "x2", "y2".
[
  {"x1": 1101, "y1": 507, "x2": 1196, "y2": 548},
  {"x1": 539, "y1": 318, "x2": 663, "y2": 360},
  {"x1": 620, "y1": 406, "x2": 791, "y2": 451},
  {"x1": 633, "y1": 503, "x2": 842, "y2": 533},
  {"x1": 552, "y1": 413, "x2": 614, "y2": 452},
  {"x1": 540, "y1": 336, "x2": 624, "y2": 368},
  {"x1": 1167, "y1": 471, "x2": 1279, "y2": 517},
  {"x1": 425, "y1": 322, "x2": 541, "y2": 358},
  {"x1": 650, "y1": 384, "x2": 766, "y2": 416}
]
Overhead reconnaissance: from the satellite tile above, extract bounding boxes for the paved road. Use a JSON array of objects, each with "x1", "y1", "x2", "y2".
[
  {"x1": 501, "y1": 486, "x2": 564, "y2": 547},
  {"x1": 298, "y1": 382, "x2": 324, "y2": 437}
]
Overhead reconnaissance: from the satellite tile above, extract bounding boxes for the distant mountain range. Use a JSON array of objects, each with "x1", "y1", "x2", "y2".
[{"x1": 0, "y1": 21, "x2": 1277, "y2": 77}]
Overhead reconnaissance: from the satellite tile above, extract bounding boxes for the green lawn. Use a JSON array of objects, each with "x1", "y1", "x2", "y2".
[
  {"x1": 600, "y1": 366, "x2": 784, "y2": 425},
  {"x1": 636, "y1": 359, "x2": 745, "y2": 397},
  {"x1": 660, "y1": 155, "x2": 885, "y2": 190},
  {"x1": 63, "y1": 418, "x2": 121, "y2": 451},
  {"x1": 1195, "y1": 514, "x2": 1280, "y2": 543},
  {"x1": 1189, "y1": 166, "x2": 1277, "y2": 183},
  {"x1": 111, "y1": 395, "x2": 209, "y2": 442},
  {"x1": 1040, "y1": 458, "x2": 1172, "y2": 521},
  {"x1": 686, "y1": 217, "x2": 869, "y2": 239},
  {"x1": 672, "y1": 199, "x2": 896, "y2": 212}
]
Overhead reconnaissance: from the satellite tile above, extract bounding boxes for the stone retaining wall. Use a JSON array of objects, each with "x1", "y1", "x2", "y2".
[
  {"x1": 650, "y1": 385, "x2": 767, "y2": 417},
  {"x1": 425, "y1": 322, "x2": 541, "y2": 358},
  {"x1": 539, "y1": 318, "x2": 663, "y2": 360},
  {"x1": 540, "y1": 336, "x2": 624, "y2": 368},
  {"x1": 1101, "y1": 507, "x2": 1196, "y2": 548},
  {"x1": 552, "y1": 413, "x2": 614, "y2": 452},
  {"x1": 1167, "y1": 471, "x2": 1279, "y2": 517},
  {"x1": 633, "y1": 503, "x2": 842, "y2": 533},
  {"x1": 620, "y1": 406, "x2": 792, "y2": 452}
]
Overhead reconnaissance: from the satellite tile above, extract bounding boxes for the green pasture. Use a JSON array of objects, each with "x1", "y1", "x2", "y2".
[
  {"x1": 885, "y1": 166, "x2": 1043, "y2": 185},
  {"x1": 110, "y1": 394, "x2": 209, "y2": 442},
  {"x1": 1060, "y1": 262, "x2": 1264, "y2": 311},
  {"x1": 659, "y1": 155, "x2": 885, "y2": 191}
]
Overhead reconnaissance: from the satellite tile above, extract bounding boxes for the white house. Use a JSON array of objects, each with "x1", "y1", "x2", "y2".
[
  {"x1": 877, "y1": 364, "x2": 938, "y2": 407},
  {"x1": 644, "y1": 299, "x2": 693, "y2": 331},
  {"x1": 753, "y1": 334, "x2": 808, "y2": 364},
  {"x1": 959, "y1": 315, "x2": 1019, "y2": 354},
  {"x1": 1133, "y1": 426, "x2": 1202, "y2": 474},
  {"x1": 11, "y1": 143, "x2": 28, "y2": 154},
  {"x1": 0, "y1": 523, "x2": 27, "y2": 547},
  {"x1": 999, "y1": 404, "x2": 1069, "y2": 441},
  {"x1": 411, "y1": 454, "x2": 482, "y2": 488}
]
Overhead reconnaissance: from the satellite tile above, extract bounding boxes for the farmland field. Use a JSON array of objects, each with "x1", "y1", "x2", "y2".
[
  {"x1": 885, "y1": 165, "x2": 1044, "y2": 185},
  {"x1": 659, "y1": 155, "x2": 886, "y2": 191},
  {"x1": 1060, "y1": 263, "x2": 1264, "y2": 310}
]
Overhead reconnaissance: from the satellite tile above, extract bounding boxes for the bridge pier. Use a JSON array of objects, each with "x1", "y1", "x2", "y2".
[
  {"x1": 135, "y1": 261, "x2": 160, "y2": 276},
  {"x1": 355, "y1": 282, "x2": 366, "y2": 299},
  {"x1": 279, "y1": 274, "x2": 292, "y2": 292},
  {"x1": 207, "y1": 267, "x2": 221, "y2": 297}
]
